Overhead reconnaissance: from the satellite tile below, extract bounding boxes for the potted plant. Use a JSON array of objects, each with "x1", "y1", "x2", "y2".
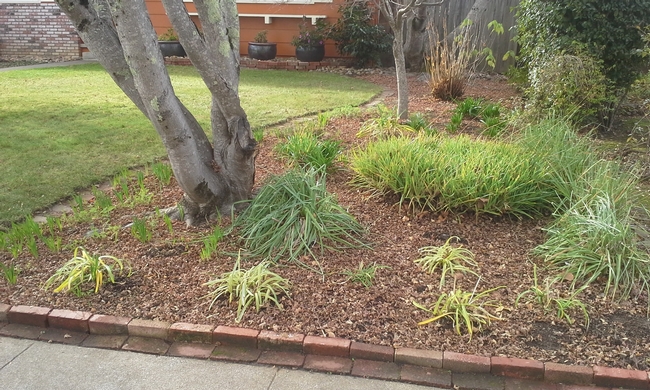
[
  {"x1": 291, "y1": 18, "x2": 331, "y2": 62},
  {"x1": 158, "y1": 28, "x2": 186, "y2": 58},
  {"x1": 248, "y1": 30, "x2": 277, "y2": 61}
]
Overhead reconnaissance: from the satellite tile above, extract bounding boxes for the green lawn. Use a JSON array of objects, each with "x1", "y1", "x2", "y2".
[{"x1": 0, "y1": 64, "x2": 380, "y2": 224}]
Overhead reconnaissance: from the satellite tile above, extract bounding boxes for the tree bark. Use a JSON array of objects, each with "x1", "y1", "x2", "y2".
[{"x1": 55, "y1": 0, "x2": 256, "y2": 225}]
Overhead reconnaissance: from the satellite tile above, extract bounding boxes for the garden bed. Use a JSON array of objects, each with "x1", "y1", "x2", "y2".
[{"x1": 1, "y1": 71, "x2": 649, "y2": 371}]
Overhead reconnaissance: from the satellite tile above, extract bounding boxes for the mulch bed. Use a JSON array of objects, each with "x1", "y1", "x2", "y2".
[{"x1": 2, "y1": 70, "x2": 649, "y2": 371}]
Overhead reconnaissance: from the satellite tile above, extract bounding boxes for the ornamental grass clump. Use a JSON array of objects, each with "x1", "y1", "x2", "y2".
[
  {"x1": 414, "y1": 281, "x2": 505, "y2": 340},
  {"x1": 350, "y1": 135, "x2": 554, "y2": 217},
  {"x1": 43, "y1": 246, "x2": 131, "y2": 296},
  {"x1": 203, "y1": 253, "x2": 290, "y2": 323},
  {"x1": 415, "y1": 237, "x2": 478, "y2": 290},
  {"x1": 235, "y1": 168, "x2": 366, "y2": 272},
  {"x1": 275, "y1": 129, "x2": 342, "y2": 172}
]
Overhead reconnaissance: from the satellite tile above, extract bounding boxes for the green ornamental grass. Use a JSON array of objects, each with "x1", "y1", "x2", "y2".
[{"x1": 235, "y1": 168, "x2": 367, "y2": 272}]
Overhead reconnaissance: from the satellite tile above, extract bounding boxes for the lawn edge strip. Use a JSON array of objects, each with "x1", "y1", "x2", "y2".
[{"x1": 1, "y1": 303, "x2": 648, "y2": 389}]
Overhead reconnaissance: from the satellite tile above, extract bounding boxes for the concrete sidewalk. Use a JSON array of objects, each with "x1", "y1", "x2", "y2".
[
  {"x1": 0, "y1": 336, "x2": 439, "y2": 390},
  {"x1": 0, "y1": 60, "x2": 96, "y2": 72}
]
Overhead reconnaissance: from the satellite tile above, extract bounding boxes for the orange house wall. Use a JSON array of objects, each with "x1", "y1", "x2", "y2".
[{"x1": 145, "y1": 1, "x2": 345, "y2": 58}]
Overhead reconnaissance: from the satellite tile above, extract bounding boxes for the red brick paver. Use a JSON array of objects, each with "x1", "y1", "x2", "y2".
[
  {"x1": 444, "y1": 351, "x2": 491, "y2": 373},
  {"x1": 167, "y1": 342, "x2": 215, "y2": 359},
  {"x1": 395, "y1": 347, "x2": 443, "y2": 368},
  {"x1": 8, "y1": 305, "x2": 51, "y2": 327},
  {"x1": 257, "y1": 350, "x2": 305, "y2": 368},
  {"x1": 544, "y1": 362, "x2": 593, "y2": 385},
  {"x1": 213, "y1": 326, "x2": 259, "y2": 348},
  {"x1": 350, "y1": 341, "x2": 393, "y2": 362},
  {"x1": 492, "y1": 356, "x2": 544, "y2": 380},
  {"x1": 81, "y1": 334, "x2": 128, "y2": 350},
  {"x1": 88, "y1": 314, "x2": 131, "y2": 335},
  {"x1": 303, "y1": 354, "x2": 353, "y2": 374},
  {"x1": 258, "y1": 330, "x2": 304, "y2": 352},
  {"x1": 0, "y1": 303, "x2": 10, "y2": 322},
  {"x1": 47, "y1": 309, "x2": 92, "y2": 333},
  {"x1": 303, "y1": 335, "x2": 350, "y2": 357},
  {"x1": 593, "y1": 365, "x2": 649, "y2": 389},
  {"x1": 168, "y1": 322, "x2": 214, "y2": 343},
  {"x1": 210, "y1": 345, "x2": 261, "y2": 363},
  {"x1": 351, "y1": 359, "x2": 400, "y2": 381},
  {"x1": 122, "y1": 336, "x2": 170, "y2": 355},
  {"x1": 127, "y1": 318, "x2": 171, "y2": 340},
  {"x1": 400, "y1": 364, "x2": 452, "y2": 388}
]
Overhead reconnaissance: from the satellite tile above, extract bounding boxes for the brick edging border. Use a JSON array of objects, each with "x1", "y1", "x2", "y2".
[{"x1": 1, "y1": 303, "x2": 648, "y2": 389}]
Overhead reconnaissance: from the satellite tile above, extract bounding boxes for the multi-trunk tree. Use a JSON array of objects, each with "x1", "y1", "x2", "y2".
[{"x1": 56, "y1": 0, "x2": 257, "y2": 226}]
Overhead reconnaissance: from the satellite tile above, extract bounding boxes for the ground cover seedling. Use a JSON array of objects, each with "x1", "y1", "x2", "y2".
[
  {"x1": 414, "y1": 237, "x2": 478, "y2": 290},
  {"x1": 0, "y1": 261, "x2": 19, "y2": 285},
  {"x1": 203, "y1": 253, "x2": 290, "y2": 323},
  {"x1": 516, "y1": 265, "x2": 590, "y2": 327},
  {"x1": 43, "y1": 246, "x2": 131, "y2": 296},
  {"x1": 342, "y1": 261, "x2": 389, "y2": 288},
  {"x1": 414, "y1": 280, "x2": 505, "y2": 340},
  {"x1": 130, "y1": 218, "x2": 152, "y2": 243},
  {"x1": 152, "y1": 162, "x2": 173, "y2": 186},
  {"x1": 200, "y1": 225, "x2": 225, "y2": 261},
  {"x1": 235, "y1": 168, "x2": 367, "y2": 273}
]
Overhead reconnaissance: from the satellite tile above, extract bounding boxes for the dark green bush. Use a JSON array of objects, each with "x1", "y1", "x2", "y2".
[
  {"x1": 330, "y1": 1, "x2": 392, "y2": 68},
  {"x1": 517, "y1": 0, "x2": 650, "y2": 91}
]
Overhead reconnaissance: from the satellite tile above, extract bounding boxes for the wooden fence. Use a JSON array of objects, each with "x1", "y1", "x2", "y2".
[{"x1": 428, "y1": 0, "x2": 520, "y2": 73}]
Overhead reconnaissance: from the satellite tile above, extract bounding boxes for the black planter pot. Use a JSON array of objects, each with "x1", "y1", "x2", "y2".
[
  {"x1": 158, "y1": 41, "x2": 186, "y2": 58},
  {"x1": 295, "y1": 45, "x2": 325, "y2": 62},
  {"x1": 248, "y1": 42, "x2": 278, "y2": 61}
]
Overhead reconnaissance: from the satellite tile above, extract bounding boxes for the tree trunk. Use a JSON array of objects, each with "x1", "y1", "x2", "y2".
[{"x1": 56, "y1": 0, "x2": 256, "y2": 226}]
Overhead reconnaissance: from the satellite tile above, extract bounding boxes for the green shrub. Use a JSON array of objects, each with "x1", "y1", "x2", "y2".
[
  {"x1": 330, "y1": 0, "x2": 392, "y2": 68},
  {"x1": 235, "y1": 169, "x2": 366, "y2": 272},
  {"x1": 516, "y1": 0, "x2": 650, "y2": 91},
  {"x1": 204, "y1": 253, "x2": 290, "y2": 323},
  {"x1": 351, "y1": 135, "x2": 554, "y2": 217},
  {"x1": 526, "y1": 53, "x2": 609, "y2": 124},
  {"x1": 275, "y1": 129, "x2": 342, "y2": 172}
]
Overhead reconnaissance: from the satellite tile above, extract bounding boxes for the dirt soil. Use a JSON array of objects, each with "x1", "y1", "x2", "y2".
[{"x1": 2, "y1": 70, "x2": 650, "y2": 371}]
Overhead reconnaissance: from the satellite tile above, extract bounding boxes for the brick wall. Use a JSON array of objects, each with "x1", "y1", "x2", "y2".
[{"x1": 0, "y1": 2, "x2": 80, "y2": 60}]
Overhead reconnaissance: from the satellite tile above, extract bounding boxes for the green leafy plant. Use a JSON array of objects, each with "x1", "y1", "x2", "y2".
[
  {"x1": 252, "y1": 128, "x2": 264, "y2": 143},
  {"x1": 235, "y1": 168, "x2": 366, "y2": 272},
  {"x1": 152, "y1": 162, "x2": 173, "y2": 186},
  {"x1": 203, "y1": 253, "x2": 291, "y2": 322},
  {"x1": 291, "y1": 18, "x2": 331, "y2": 49},
  {"x1": 342, "y1": 261, "x2": 389, "y2": 288},
  {"x1": 414, "y1": 281, "x2": 505, "y2": 339},
  {"x1": 275, "y1": 129, "x2": 342, "y2": 172},
  {"x1": 131, "y1": 218, "x2": 152, "y2": 243},
  {"x1": 330, "y1": 0, "x2": 392, "y2": 68},
  {"x1": 357, "y1": 104, "x2": 414, "y2": 138},
  {"x1": 0, "y1": 261, "x2": 20, "y2": 285},
  {"x1": 456, "y1": 97, "x2": 484, "y2": 118},
  {"x1": 44, "y1": 247, "x2": 131, "y2": 296},
  {"x1": 407, "y1": 112, "x2": 436, "y2": 135},
  {"x1": 446, "y1": 111, "x2": 463, "y2": 133},
  {"x1": 414, "y1": 237, "x2": 478, "y2": 290}
]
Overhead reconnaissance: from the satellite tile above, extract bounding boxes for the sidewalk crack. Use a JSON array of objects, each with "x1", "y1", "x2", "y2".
[
  {"x1": 266, "y1": 366, "x2": 280, "y2": 390},
  {"x1": 0, "y1": 338, "x2": 35, "y2": 371}
]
